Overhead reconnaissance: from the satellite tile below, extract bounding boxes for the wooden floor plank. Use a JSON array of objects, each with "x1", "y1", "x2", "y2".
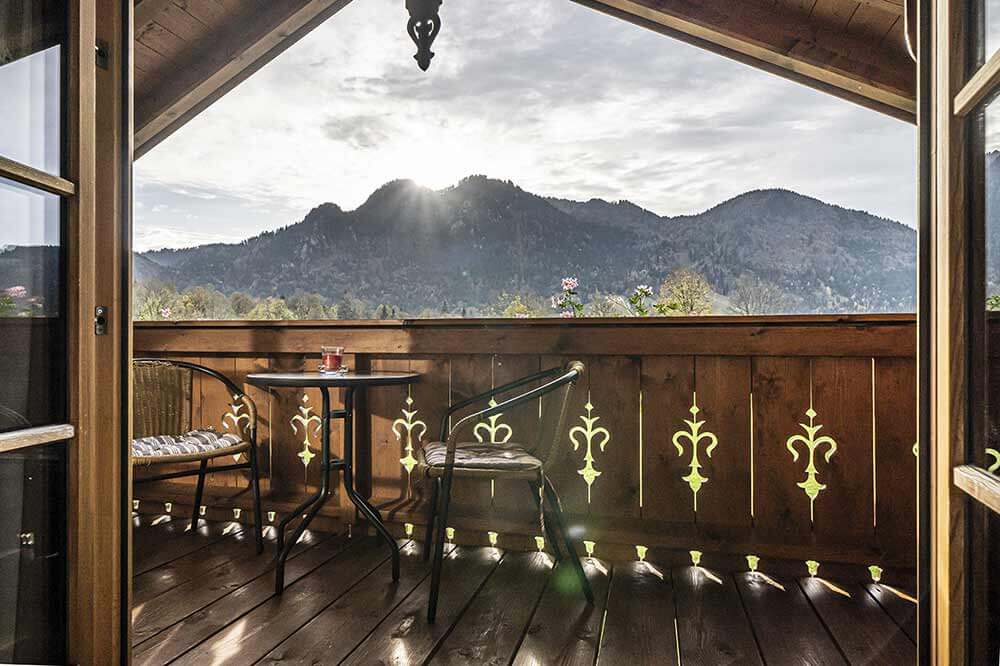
[
  {"x1": 172, "y1": 537, "x2": 401, "y2": 665},
  {"x1": 512, "y1": 557, "x2": 611, "y2": 666},
  {"x1": 597, "y1": 561, "x2": 679, "y2": 665},
  {"x1": 428, "y1": 551, "x2": 552, "y2": 665},
  {"x1": 133, "y1": 527, "x2": 270, "y2": 607},
  {"x1": 134, "y1": 519, "x2": 244, "y2": 575},
  {"x1": 800, "y1": 578, "x2": 916, "y2": 665},
  {"x1": 259, "y1": 541, "x2": 435, "y2": 664},
  {"x1": 132, "y1": 531, "x2": 322, "y2": 644},
  {"x1": 734, "y1": 572, "x2": 846, "y2": 666},
  {"x1": 132, "y1": 533, "x2": 353, "y2": 666},
  {"x1": 672, "y1": 565, "x2": 764, "y2": 665},
  {"x1": 340, "y1": 546, "x2": 505, "y2": 665},
  {"x1": 865, "y1": 583, "x2": 917, "y2": 643}
]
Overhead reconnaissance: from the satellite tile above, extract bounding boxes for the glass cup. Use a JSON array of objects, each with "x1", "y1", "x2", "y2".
[{"x1": 320, "y1": 346, "x2": 344, "y2": 373}]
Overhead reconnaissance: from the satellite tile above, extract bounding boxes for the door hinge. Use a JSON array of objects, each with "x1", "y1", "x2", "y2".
[{"x1": 94, "y1": 306, "x2": 108, "y2": 336}]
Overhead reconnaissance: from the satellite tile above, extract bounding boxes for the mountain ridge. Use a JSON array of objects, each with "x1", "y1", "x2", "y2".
[{"x1": 135, "y1": 176, "x2": 916, "y2": 314}]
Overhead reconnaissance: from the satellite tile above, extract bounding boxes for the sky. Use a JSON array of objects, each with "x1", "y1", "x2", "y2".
[{"x1": 133, "y1": 0, "x2": 917, "y2": 252}]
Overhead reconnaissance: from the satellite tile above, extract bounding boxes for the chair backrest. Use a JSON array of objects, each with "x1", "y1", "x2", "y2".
[
  {"x1": 531, "y1": 361, "x2": 585, "y2": 466},
  {"x1": 132, "y1": 360, "x2": 193, "y2": 439}
]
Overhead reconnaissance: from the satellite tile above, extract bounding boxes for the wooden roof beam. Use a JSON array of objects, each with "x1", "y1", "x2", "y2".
[
  {"x1": 579, "y1": 0, "x2": 916, "y2": 123},
  {"x1": 135, "y1": 0, "x2": 353, "y2": 158}
]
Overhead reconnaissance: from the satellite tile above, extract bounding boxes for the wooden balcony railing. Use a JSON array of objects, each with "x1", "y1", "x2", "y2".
[{"x1": 133, "y1": 314, "x2": 917, "y2": 576}]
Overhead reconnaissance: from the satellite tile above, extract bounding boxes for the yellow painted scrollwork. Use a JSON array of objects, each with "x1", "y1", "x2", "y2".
[{"x1": 569, "y1": 396, "x2": 611, "y2": 503}]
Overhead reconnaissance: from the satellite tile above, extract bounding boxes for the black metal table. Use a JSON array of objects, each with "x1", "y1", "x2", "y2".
[{"x1": 246, "y1": 370, "x2": 420, "y2": 593}]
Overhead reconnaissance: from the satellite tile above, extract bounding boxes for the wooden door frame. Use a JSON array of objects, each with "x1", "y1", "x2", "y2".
[{"x1": 65, "y1": 0, "x2": 131, "y2": 662}]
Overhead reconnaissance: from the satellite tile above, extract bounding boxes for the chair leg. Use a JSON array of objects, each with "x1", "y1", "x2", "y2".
[
  {"x1": 423, "y1": 476, "x2": 440, "y2": 561},
  {"x1": 248, "y1": 443, "x2": 264, "y2": 554},
  {"x1": 427, "y1": 470, "x2": 454, "y2": 623},
  {"x1": 543, "y1": 475, "x2": 595, "y2": 605},
  {"x1": 191, "y1": 459, "x2": 208, "y2": 531},
  {"x1": 527, "y1": 480, "x2": 563, "y2": 560}
]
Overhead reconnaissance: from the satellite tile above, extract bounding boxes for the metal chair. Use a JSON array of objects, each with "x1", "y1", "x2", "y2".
[
  {"x1": 418, "y1": 360, "x2": 592, "y2": 622},
  {"x1": 131, "y1": 359, "x2": 263, "y2": 553}
]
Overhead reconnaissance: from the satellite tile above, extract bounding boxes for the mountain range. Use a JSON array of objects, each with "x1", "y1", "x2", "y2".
[{"x1": 135, "y1": 175, "x2": 917, "y2": 314}]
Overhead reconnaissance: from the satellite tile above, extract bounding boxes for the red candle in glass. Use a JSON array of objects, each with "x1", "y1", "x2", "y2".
[{"x1": 321, "y1": 346, "x2": 344, "y2": 372}]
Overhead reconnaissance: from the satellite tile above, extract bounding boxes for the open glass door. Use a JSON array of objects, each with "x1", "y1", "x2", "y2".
[
  {"x1": 0, "y1": 1, "x2": 128, "y2": 662},
  {"x1": 938, "y1": 0, "x2": 1000, "y2": 662}
]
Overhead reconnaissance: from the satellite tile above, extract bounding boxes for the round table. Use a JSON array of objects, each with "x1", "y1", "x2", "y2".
[{"x1": 246, "y1": 371, "x2": 420, "y2": 593}]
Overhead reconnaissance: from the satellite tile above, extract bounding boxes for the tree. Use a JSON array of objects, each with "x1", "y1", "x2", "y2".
[
  {"x1": 336, "y1": 298, "x2": 359, "y2": 320},
  {"x1": 247, "y1": 297, "x2": 296, "y2": 320},
  {"x1": 659, "y1": 268, "x2": 712, "y2": 315},
  {"x1": 230, "y1": 291, "x2": 255, "y2": 317},
  {"x1": 728, "y1": 274, "x2": 784, "y2": 315},
  {"x1": 288, "y1": 291, "x2": 330, "y2": 320}
]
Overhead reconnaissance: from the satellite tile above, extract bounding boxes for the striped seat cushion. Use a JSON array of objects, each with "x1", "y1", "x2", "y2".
[
  {"x1": 422, "y1": 441, "x2": 542, "y2": 471},
  {"x1": 131, "y1": 429, "x2": 244, "y2": 459}
]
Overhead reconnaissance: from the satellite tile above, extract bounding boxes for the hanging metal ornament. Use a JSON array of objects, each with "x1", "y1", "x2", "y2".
[{"x1": 405, "y1": 0, "x2": 442, "y2": 71}]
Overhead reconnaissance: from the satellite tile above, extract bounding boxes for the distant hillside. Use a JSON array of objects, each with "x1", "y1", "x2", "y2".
[{"x1": 138, "y1": 176, "x2": 916, "y2": 314}]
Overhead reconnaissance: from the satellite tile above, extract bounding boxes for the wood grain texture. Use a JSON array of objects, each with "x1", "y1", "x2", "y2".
[
  {"x1": 340, "y1": 546, "x2": 504, "y2": 665},
  {"x1": 800, "y1": 577, "x2": 915, "y2": 664},
  {"x1": 874, "y1": 356, "x2": 917, "y2": 561},
  {"x1": 752, "y1": 357, "x2": 813, "y2": 542},
  {"x1": 132, "y1": 533, "x2": 352, "y2": 665},
  {"x1": 812, "y1": 357, "x2": 874, "y2": 547},
  {"x1": 735, "y1": 571, "x2": 847, "y2": 665},
  {"x1": 512, "y1": 557, "x2": 611, "y2": 666},
  {"x1": 672, "y1": 565, "x2": 764, "y2": 665},
  {"x1": 866, "y1": 582, "x2": 917, "y2": 643},
  {"x1": 260, "y1": 541, "x2": 432, "y2": 664},
  {"x1": 429, "y1": 551, "x2": 551, "y2": 664},
  {"x1": 598, "y1": 561, "x2": 679, "y2": 665},
  {"x1": 641, "y1": 356, "x2": 696, "y2": 523},
  {"x1": 171, "y1": 537, "x2": 397, "y2": 665}
]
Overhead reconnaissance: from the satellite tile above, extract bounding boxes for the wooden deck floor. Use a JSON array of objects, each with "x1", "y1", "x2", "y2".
[{"x1": 130, "y1": 516, "x2": 917, "y2": 665}]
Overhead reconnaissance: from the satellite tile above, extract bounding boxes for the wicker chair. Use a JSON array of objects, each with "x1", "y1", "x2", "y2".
[
  {"x1": 418, "y1": 361, "x2": 591, "y2": 622},
  {"x1": 132, "y1": 359, "x2": 263, "y2": 553}
]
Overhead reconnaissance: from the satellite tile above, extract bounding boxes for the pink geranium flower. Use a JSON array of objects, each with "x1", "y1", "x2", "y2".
[
  {"x1": 561, "y1": 277, "x2": 579, "y2": 292},
  {"x1": 159, "y1": 307, "x2": 172, "y2": 319},
  {"x1": 5, "y1": 286, "x2": 27, "y2": 298}
]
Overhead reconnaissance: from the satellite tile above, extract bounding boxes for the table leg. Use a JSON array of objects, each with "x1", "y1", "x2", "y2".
[
  {"x1": 274, "y1": 386, "x2": 333, "y2": 594},
  {"x1": 342, "y1": 387, "x2": 400, "y2": 581}
]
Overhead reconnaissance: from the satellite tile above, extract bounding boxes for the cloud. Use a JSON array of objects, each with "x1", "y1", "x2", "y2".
[{"x1": 135, "y1": 0, "x2": 916, "y2": 252}]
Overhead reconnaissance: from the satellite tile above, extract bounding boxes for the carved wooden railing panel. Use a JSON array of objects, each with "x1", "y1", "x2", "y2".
[{"x1": 133, "y1": 315, "x2": 917, "y2": 569}]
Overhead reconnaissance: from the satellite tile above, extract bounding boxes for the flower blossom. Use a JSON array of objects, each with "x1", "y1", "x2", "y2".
[
  {"x1": 159, "y1": 307, "x2": 172, "y2": 319},
  {"x1": 634, "y1": 284, "x2": 653, "y2": 298},
  {"x1": 561, "y1": 277, "x2": 579, "y2": 292},
  {"x1": 560, "y1": 310, "x2": 574, "y2": 318},
  {"x1": 5, "y1": 286, "x2": 27, "y2": 298}
]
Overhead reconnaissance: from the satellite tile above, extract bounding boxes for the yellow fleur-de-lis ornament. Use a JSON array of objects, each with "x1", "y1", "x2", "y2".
[
  {"x1": 474, "y1": 399, "x2": 513, "y2": 444},
  {"x1": 569, "y1": 395, "x2": 611, "y2": 502},
  {"x1": 672, "y1": 393, "x2": 718, "y2": 511},
  {"x1": 290, "y1": 394, "x2": 322, "y2": 472},
  {"x1": 987, "y1": 448, "x2": 1000, "y2": 474},
  {"x1": 393, "y1": 392, "x2": 427, "y2": 481},
  {"x1": 787, "y1": 406, "x2": 838, "y2": 521}
]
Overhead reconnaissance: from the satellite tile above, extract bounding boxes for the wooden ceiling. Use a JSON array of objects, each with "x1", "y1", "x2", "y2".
[{"x1": 133, "y1": 0, "x2": 915, "y2": 158}]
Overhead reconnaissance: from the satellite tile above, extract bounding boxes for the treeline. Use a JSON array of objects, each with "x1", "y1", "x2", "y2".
[{"x1": 134, "y1": 269, "x2": 764, "y2": 321}]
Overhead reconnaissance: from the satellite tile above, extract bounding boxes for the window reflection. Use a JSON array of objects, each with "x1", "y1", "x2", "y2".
[
  {"x1": 0, "y1": 177, "x2": 64, "y2": 432},
  {"x1": 0, "y1": 1, "x2": 65, "y2": 175}
]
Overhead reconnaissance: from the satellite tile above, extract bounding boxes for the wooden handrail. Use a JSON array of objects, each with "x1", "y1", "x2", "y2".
[{"x1": 954, "y1": 465, "x2": 1000, "y2": 514}]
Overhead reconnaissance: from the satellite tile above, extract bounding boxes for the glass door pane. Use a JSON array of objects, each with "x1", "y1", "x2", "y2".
[
  {"x1": 0, "y1": 0, "x2": 65, "y2": 176},
  {"x1": 0, "y1": 176, "x2": 65, "y2": 431},
  {"x1": 0, "y1": 442, "x2": 67, "y2": 664}
]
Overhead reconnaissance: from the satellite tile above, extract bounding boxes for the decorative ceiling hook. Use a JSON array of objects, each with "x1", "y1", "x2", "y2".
[{"x1": 406, "y1": 0, "x2": 442, "y2": 71}]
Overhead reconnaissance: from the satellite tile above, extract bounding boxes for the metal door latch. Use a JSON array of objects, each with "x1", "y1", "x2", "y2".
[{"x1": 95, "y1": 306, "x2": 108, "y2": 336}]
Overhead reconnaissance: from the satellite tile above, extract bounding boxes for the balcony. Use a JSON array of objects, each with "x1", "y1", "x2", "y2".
[{"x1": 129, "y1": 314, "x2": 917, "y2": 664}]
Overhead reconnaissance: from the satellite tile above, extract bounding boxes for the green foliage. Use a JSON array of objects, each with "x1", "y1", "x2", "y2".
[
  {"x1": 0, "y1": 294, "x2": 16, "y2": 317},
  {"x1": 247, "y1": 297, "x2": 297, "y2": 320},
  {"x1": 989, "y1": 294, "x2": 1000, "y2": 311}
]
